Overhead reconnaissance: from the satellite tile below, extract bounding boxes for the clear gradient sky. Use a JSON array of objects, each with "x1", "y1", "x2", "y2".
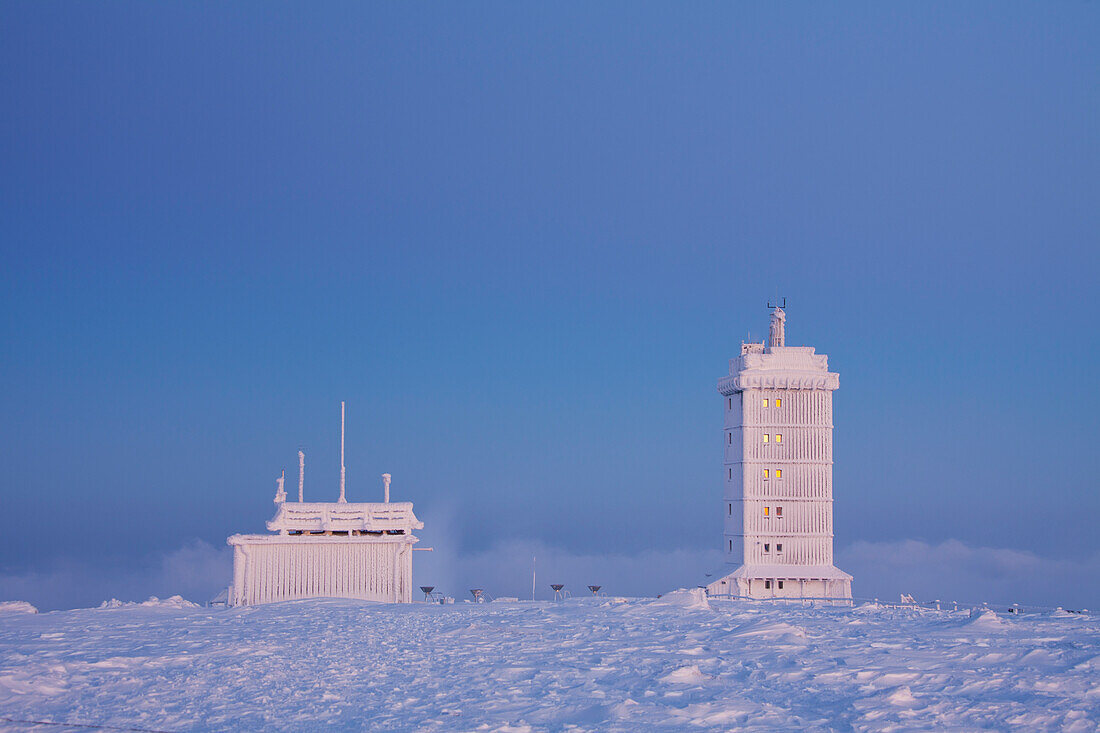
[{"x1": 2, "y1": 2, "x2": 1098, "y2": 609}]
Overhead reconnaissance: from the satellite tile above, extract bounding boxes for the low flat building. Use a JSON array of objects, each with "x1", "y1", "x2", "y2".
[{"x1": 227, "y1": 402, "x2": 424, "y2": 606}]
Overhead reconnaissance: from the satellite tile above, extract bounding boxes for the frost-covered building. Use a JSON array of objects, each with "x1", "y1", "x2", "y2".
[
  {"x1": 227, "y1": 403, "x2": 424, "y2": 606},
  {"x1": 706, "y1": 304, "x2": 852, "y2": 600}
]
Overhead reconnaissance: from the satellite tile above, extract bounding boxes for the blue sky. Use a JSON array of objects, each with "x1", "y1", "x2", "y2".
[{"x1": 2, "y1": 2, "x2": 1098, "y2": 609}]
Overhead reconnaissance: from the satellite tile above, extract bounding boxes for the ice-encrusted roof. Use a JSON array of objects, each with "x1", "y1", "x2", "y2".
[{"x1": 710, "y1": 564, "x2": 854, "y2": 582}]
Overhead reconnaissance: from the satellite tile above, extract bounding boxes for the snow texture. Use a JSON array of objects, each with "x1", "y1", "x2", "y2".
[{"x1": 0, "y1": 597, "x2": 1097, "y2": 731}]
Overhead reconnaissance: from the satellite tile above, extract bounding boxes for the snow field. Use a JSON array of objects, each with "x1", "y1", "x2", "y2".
[{"x1": 0, "y1": 595, "x2": 1097, "y2": 731}]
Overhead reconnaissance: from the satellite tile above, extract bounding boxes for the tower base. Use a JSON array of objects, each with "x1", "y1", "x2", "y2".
[{"x1": 705, "y1": 563, "x2": 852, "y2": 600}]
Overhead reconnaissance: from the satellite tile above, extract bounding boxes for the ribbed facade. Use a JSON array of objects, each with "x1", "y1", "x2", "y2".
[
  {"x1": 228, "y1": 536, "x2": 415, "y2": 606},
  {"x1": 725, "y1": 389, "x2": 835, "y2": 566}
]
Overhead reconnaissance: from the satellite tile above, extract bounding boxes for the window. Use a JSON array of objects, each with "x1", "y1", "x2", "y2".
[
  {"x1": 777, "y1": 543, "x2": 784, "y2": 553},
  {"x1": 763, "y1": 398, "x2": 769, "y2": 408},
  {"x1": 764, "y1": 543, "x2": 771, "y2": 553},
  {"x1": 728, "y1": 539, "x2": 732, "y2": 552},
  {"x1": 775, "y1": 433, "x2": 782, "y2": 443},
  {"x1": 775, "y1": 469, "x2": 782, "y2": 479},
  {"x1": 728, "y1": 433, "x2": 732, "y2": 445},
  {"x1": 764, "y1": 580, "x2": 771, "y2": 589},
  {"x1": 763, "y1": 506, "x2": 770, "y2": 517},
  {"x1": 775, "y1": 398, "x2": 782, "y2": 408},
  {"x1": 778, "y1": 580, "x2": 784, "y2": 590},
  {"x1": 728, "y1": 503, "x2": 732, "y2": 516},
  {"x1": 728, "y1": 468, "x2": 732, "y2": 479},
  {"x1": 776, "y1": 506, "x2": 783, "y2": 518},
  {"x1": 763, "y1": 433, "x2": 769, "y2": 443},
  {"x1": 763, "y1": 468, "x2": 770, "y2": 479},
  {"x1": 728, "y1": 398, "x2": 732, "y2": 410}
]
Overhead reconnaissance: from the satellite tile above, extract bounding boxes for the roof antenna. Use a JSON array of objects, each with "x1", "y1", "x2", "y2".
[
  {"x1": 339, "y1": 401, "x2": 347, "y2": 503},
  {"x1": 274, "y1": 469, "x2": 287, "y2": 504},
  {"x1": 382, "y1": 473, "x2": 391, "y2": 503},
  {"x1": 298, "y1": 450, "x2": 305, "y2": 502},
  {"x1": 767, "y1": 297, "x2": 787, "y2": 348}
]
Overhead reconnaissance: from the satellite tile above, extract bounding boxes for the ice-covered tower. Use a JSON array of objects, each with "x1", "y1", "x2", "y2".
[{"x1": 706, "y1": 303, "x2": 852, "y2": 600}]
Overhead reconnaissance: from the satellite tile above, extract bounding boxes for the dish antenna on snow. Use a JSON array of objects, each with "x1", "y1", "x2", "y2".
[
  {"x1": 420, "y1": 586, "x2": 435, "y2": 602},
  {"x1": 469, "y1": 589, "x2": 484, "y2": 603},
  {"x1": 550, "y1": 584, "x2": 567, "y2": 601},
  {"x1": 587, "y1": 585, "x2": 602, "y2": 596}
]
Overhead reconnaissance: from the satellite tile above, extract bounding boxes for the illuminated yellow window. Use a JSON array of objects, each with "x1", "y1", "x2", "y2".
[
  {"x1": 763, "y1": 434, "x2": 769, "y2": 443},
  {"x1": 776, "y1": 433, "x2": 782, "y2": 443},
  {"x1": 762, "y1": 398, "x2": 769, "y2": 408},
  {"x1": 763, "y1": 506, "x2": 769, "y2": 517},
  {"x1": 775, "y1": 398, "x2": 782, "y2": 408},
  {"x1": 763, "y1": 468, "x2": 770, "y2": 479},
  {"x1": 775, "y1": 469, "x2": 782, "y2": 479}
]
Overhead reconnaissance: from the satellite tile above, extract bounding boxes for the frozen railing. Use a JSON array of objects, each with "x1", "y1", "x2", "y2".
[
  {"x1": 267, "y1": 501, "x2": 424, "y2": 533},
  {"x1": 704, "y1": 592, "x2": 1090, "y2": 616}
]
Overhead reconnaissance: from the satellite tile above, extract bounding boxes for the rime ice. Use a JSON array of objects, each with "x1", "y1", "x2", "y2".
[
  {"x1": 708, "y1": 304, "x2": 853, "y2": 600},
  {"x1": 226, "y1": 402, "x2": 424, "y2": 605}
]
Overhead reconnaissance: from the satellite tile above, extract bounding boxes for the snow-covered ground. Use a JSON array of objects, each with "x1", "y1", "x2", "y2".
[{"x1": 1, "y1": 593, "x2": 1098, "y2": 731}]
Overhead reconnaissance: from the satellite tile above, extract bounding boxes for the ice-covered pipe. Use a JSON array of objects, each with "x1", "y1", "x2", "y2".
[
  {"x1": 382, "y1": 473, "x2": 391, "y2": 503},
  {"x1": 274, "y1": 469, "x2": 287, "y2": 504},
  {"x1": 339, "y1": 401, "x2": 347, "y2": 503},
  {"x1": 298, "y1": 450, "x2": 305, "y2": 502}
]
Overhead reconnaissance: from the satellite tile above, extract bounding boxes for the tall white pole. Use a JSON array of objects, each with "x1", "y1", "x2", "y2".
[
  {"x1": 532, "y1": 556, "x2": 536, "y2": 601},
  {"x1": 339, "y1": 401, "x2": 347, "y2": 503},
  {"x1": 298, "y1": 450, "x2": 305, "y2": 502},
  {"x1": 382, "y1": 473, "x2": 391, "y2": 503}
]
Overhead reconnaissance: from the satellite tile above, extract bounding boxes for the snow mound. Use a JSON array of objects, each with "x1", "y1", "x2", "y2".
[
  {"x1": 99, "y1": 595, "x2": 199, "y2": 609},
  {"x1": 730, "y1": 619, "x2": 808, "y2": 640},
  {"x1": 0, "y1": 601, "x2": 38, "y2": 614},
  {"x1": 886, "y1": 685, "x2": 919, "y2": 707},
  {"x1": 660, "y1": 664, "x2": 712, "y2": 684},
  {"x1": 967, "y1": 609, "x2": 1004, "y2": 629},
  {"x1": 655, "y1": 587, "x2": 710, "y2": 610}
]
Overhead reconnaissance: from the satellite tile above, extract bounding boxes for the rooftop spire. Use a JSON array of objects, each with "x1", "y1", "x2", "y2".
[{"x1": 767, "y1": 298, "x2": 786, "y2": 348}]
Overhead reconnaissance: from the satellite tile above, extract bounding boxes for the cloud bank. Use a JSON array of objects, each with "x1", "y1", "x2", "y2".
[{"x1": 2, "y1": 538, "x2": 1096, "y2": 611}]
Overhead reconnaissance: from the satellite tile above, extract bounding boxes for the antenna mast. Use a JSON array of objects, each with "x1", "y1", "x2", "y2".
[{"x1": 339, "y1": 401, "x2": 347, "y2": 503}]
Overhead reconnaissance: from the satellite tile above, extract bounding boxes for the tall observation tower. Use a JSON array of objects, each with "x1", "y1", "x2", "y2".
[{"x1": 706, "y1": 303, "x2": 853, "y2": 600}]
